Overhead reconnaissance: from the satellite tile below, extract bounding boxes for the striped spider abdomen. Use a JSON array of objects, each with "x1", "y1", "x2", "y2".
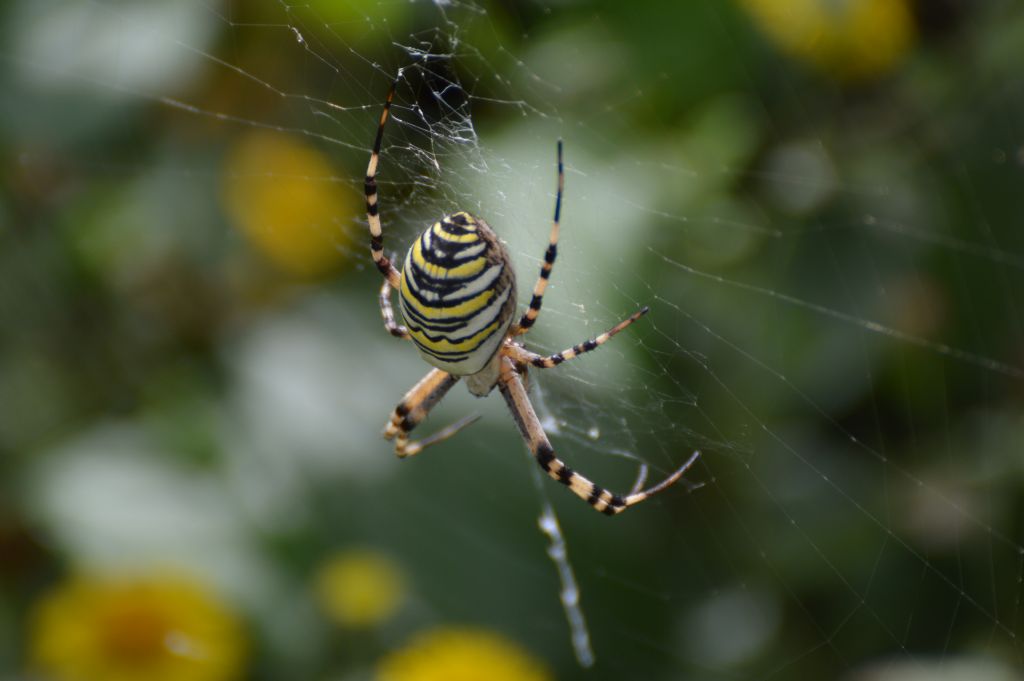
[{"x1": 399, "y1": 211, "x2": 517, "y2": 383}]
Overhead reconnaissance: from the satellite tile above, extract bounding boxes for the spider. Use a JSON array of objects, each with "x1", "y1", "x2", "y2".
[{"x1": 364, "y1": 75, "x2": 699, "y2": 515}]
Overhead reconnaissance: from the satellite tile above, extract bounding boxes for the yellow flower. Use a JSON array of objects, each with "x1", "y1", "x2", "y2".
[
  {"x1": 739, "y1": 0, "x2": 916, "y2": 80},
  {"x1": 315, "y1": 549, "x2": 405, "y2": 628},
  {"x1": 377, "y1": 627, "x2": 553, "y2": 681},
  {"x1": 29, "y1": 573, "x2": 246, "y2": 681},
  {"x1": 222, "y1": 130, "x2": 357, "y2": 278}
]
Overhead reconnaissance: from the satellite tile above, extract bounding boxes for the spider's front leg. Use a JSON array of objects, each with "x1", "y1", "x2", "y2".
[
  {"x1": 497, "y1": 356, "x2": 698, "y2": 514},
  {"x1": 384, "y1": 368, "x2": 480, "y2": 458}
]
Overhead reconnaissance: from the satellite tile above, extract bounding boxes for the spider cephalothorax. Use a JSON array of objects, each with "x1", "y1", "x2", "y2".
[{"x1": 364, "y1": 75, "x2": 698, "y2": 514}]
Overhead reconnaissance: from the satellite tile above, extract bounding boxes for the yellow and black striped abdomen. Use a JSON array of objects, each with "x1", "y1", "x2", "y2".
[{"x1": 399, "y1": 212, "x2": 517, "y2": 376}]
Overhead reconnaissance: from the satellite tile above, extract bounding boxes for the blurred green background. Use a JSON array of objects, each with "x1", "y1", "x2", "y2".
[{"x1": 2, "y1": 1, "x2": 1024, "y2": 680}]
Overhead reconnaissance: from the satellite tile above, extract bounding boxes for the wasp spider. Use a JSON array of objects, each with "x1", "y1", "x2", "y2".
[{"x1": 364, "y1": 77, "x2": 699, "y2": 515}]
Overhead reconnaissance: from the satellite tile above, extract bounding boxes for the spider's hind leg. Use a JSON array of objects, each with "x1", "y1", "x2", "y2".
[
  {"x1": 513, "y1": 139, "x2": 564, "y2": 336},
  {"x1": 384, "y1": 368, "x2": 479, "y2": 458},
  {"x1": 379, "y1": 269, "x2": 411, "y2": 340}
]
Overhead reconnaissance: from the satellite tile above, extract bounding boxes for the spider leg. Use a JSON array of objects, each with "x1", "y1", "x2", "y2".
[
  {"x1": 379, "y1": 273, "x2": 411, "y2": 340},
  {"x1": 384, "y1": 368, "x2": 480, "y2": 458},
  {"x1": 512, "y1": 139, "x2": 563, "y2": 336},
  {"x1": 497, "y1": 357, "x2": 697, "y2": 515},
  {"x1": 505, "y1": 306, "x2": 649, "y2": 369},
  {"x1": 365, "y1": 75, "x2": 402, "y2": 288}
]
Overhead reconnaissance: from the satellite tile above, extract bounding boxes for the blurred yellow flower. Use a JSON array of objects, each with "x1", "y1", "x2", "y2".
[
  {"x1": 377, "y1": 627, "x2": 553, "y2": 681},
  {"x1": 740, "y1": 0, "x2": 916, "y2": 80},
  {"x1": 222, "y1": 130, "x2": 356, "y2": 278},
  {"x1": 315, "y1": 548, "x2": 406, "y2": 627},
  {"x1": 29, "y1": 573, "x2": 246, "y2": 681}
]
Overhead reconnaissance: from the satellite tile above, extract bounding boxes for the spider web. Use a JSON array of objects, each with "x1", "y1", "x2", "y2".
[{"x1": 5, "y1": 0, "x2": 1024, "y2": 679}]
